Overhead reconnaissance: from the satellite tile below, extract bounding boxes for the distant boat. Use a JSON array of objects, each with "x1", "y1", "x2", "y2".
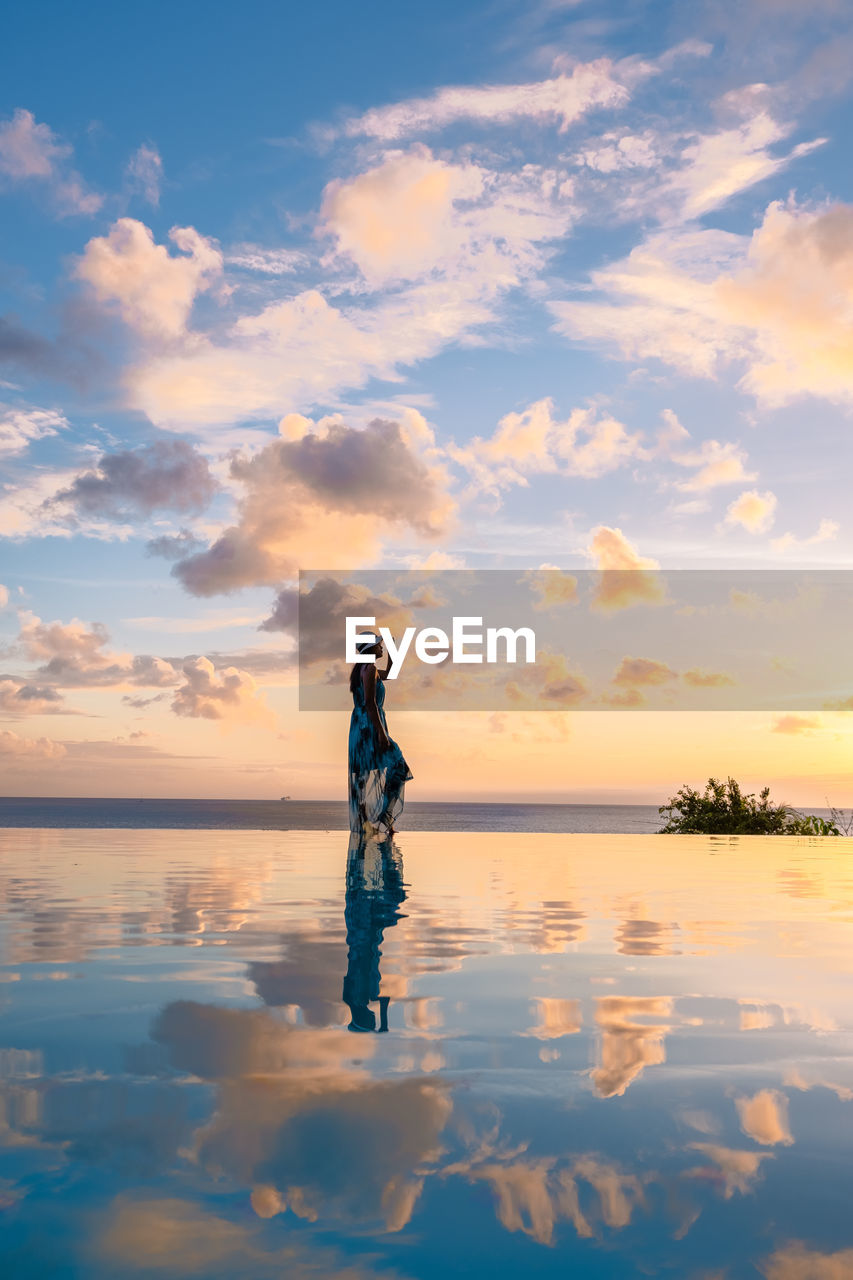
[{"x1": 280, "y1": 795, "x2": 291, "y2": 801}]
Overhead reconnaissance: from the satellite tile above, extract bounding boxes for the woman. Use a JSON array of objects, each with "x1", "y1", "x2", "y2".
[
  {"x1": 342, "y1": 830, "x2": 407, "y2": 1032},
  {"x1": 349, "y1": 636, "x2": 412, "y2": 835}
]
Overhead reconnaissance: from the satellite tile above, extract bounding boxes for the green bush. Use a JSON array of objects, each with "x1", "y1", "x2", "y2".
[{"x1": 658, "y1": 776, "x2": 841, "y2": 835}]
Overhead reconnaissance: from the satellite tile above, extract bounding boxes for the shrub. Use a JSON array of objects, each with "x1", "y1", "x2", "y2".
[{"x1": 658, "y1": 776, "x2": 841, "y2": 835}]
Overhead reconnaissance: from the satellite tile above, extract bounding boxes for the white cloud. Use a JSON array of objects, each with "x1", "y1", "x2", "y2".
[
  {"x1": 576, "y1": 130, "x2": 659, "y2": 174},
  {"x1": 672, "y1": 438, "x2": 756, "y2": 491},
  {"x1": 772, "y1": 518, "x2": 840, "y2": 551},
  {"x1": 0, "y1": 107, "x2": 102, "y2": 215},
  {"x1": 170, "y1": 412, "x2": 454, "y2": 595},
  {"x1": 17, "y1": 611, "x2": 179, "y2": 689},
  {"x1": 340, "y1": 60, "x2": 636, "y2": 140},
  {"x1": 0, "y1": 729, "x2": 66, "y2": 761},
  {"x1": 0, "y1": 467, "x2": 140, "y2": 541},
  {"x1": 75, "y1": 218, "x2": 223, "y2": 340},
  {"x1": 662, "y1": 111, "x2": 825, "y2": 221},
  {"x1": 0, "y1": 678, "x2": 65, "y2": 716},
  {"x1": 226, "y1": 245, "x2": 308, "y2": 275},
  {"x1": 321, "y1": 147, "x2": 483, "y2": 285},
  {"x1": 552, "y1": 199, "x2": 853, "y2": 407},
  {"x1": 724, "y1": 488, "x2": 778, "y2": 533},
  {"x1": 0, "y1": 405, "x2": 68, "y2": 456},
  {"x1": 102, "y1": 158, "x2": 573, "y2": 433},
  {"x1": 448, "y1": 397, "x2": 645, "y2": 498},
  {"x1": 125, "y1": 144, "x2": 163, "y2": 206},
  {"x1": 171, "y1": 656, "x2": 273, "y2": 724}
]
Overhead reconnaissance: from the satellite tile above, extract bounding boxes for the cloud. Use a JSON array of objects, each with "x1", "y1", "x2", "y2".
[
  {"x1": 0, "y1": 316, "x2": 56, "y2": 375},
  {"x1": 18, "y1": 612, "x2": 179, "y2": 689},
  {"x1": 688, "y1": 1143, "x2": 772, "y2": 1198},
  {"x1": 724, "y1": 489, "x2": 777, "y2": 533},
  {"x1": 339, "y1": 59, "x2": 637, "y2": 140},
  {"x1": 771, "y1": 518, "x2": 839, "y2": 552},
  {"x1": 612, "y1": 657, "x2": 678, "y2": 687},
  {"x1": 0, "y1": 729, "x2": 66, "y2": 760},
  {"x1": 0, "y1": 583, "x2": 7, "y2": 608},
  {"x1": 0, "y1": 405, "x2": 68, "y2": 456},
  {"x1": 683, "y1": 668, "x2": 735, "y2": 688},
  {"x1": 321, "y1": 147, "x2": 481, "y2": 285},
  {"x1": 0, "y1": 466, "x2": 127, "y2": 540},
  {"x1": 0, "y1": 678, "x2": 65, "y2": 715},
  {"x1": 552, "y1": 199, "x2": 853, "y2": 407},
  {"x1": 171, "y1": 656, "x2": 272, "y2": 723},
  {"x1": 263, "y1": 576, "x2": 421, "y2": 670},
  {"x1": 761, "y1": 1244, "x2": 853, "y2": 1280},
  {"x1": 448, "y1": 398, "x2": 645, "y2": 499},
  {"x1": 576, "y1": 129, "x2": 659, "y2": 174},
  {"x1": 145, "y1": 528, "x2": 206, "y2": 560},
  {"x1": 525, "y1": 997, "x2": 582, "y2": 1039},
  {"x1": 0, "y1": 107, "x2": 102, "y2": 215},
  {"x1": 99, "y1": 153, "x2": 572, "y2": 434},
  {"x1": 526, "y1": 569, "x2": 579, "y2": 611},
  {"x1": 172, "y1": 415, "x2": 454, "y2": 596},
  {"x1": 225, "y1": 245, "x2": 308, "y2": 275},
  {"x1": 450, "y1": 1151, "x2": 644, "y2": 1246},
  {"x1": 591, "y1": 996, "x2": 672, "y2": 1097},
  {"x1": 735, "y1": 1089, "x2": 794, "y2": 1145},
  {"x1": 150, "y1": 1000, "x2": 452, "y2": 1233},
  {"x1": 50, "y1": 440, "x2": 218, "y2": 518},
  {"x1": 586, "y1": 526, "x2": 665, "y2": 611},
  {"x1": 125, "y1": 144, "x2": 163, "y2": 206},
  {"x1": 772, "y1": 714, "x2": 820, "y2": 734},
  {"x1": 672, "y1": 439, "x2": 756, "y2": 491},
  {"x1": 662, "y1": 110, "x2": 824, "y2": 221},
  {"x1": 75, "y1": 218, "x2": 223, "y2": 340},
  {"x1": 95, "y1": 1194, "x2": 393, "y2": 1280}
]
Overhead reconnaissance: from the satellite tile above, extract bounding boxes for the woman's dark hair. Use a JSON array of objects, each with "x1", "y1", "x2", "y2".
[{"x1": 350, "y1": 639, "x2": 380, "y2": 693}]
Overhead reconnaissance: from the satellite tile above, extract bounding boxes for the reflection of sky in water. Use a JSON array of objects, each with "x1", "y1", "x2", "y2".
[{"x1": 1, "y1": 829, "x2": 852, "y2": 1278}]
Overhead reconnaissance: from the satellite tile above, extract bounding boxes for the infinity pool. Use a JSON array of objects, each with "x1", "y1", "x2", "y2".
[{"x1": 1, "y1": 830, "x2": 852, "y2": 1278}]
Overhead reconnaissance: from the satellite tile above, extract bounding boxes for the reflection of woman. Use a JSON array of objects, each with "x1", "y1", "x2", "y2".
[
  {"x1": 349, "y1": 636, "x2": 412, "y2": 835},
  {"x1": 343, "y1": 833, "x2": 407, "y2": 1033}
]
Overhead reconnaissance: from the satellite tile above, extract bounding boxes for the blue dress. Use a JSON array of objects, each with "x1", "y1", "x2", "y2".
[{"x1": 348, "y1": 674, "x2": 412, "y2": 832}]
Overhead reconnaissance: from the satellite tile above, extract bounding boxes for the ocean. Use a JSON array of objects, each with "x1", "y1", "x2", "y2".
[{"x1": 0, "y1": 797, "x2": 666, "y2": 832}]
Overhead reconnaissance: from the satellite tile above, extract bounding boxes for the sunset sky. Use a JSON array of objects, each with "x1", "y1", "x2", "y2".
[{"x1": 1, "y1": 0, "x2": 851, "y2": 803}]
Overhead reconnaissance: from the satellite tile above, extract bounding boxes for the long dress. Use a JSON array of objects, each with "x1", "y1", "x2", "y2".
[
  {"x1": 342, "y1": 833, "x2": 407, "y2": 1030},
  {"x1": 348, "y1": 673, "x2": 413, "y2": 832}
]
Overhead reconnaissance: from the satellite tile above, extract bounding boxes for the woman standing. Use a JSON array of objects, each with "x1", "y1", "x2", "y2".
[{"x1": 349, "y1": 636, "x2": 412, "y2": 835}]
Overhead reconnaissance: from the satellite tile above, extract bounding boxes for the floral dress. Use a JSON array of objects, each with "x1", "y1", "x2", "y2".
[{"x1": 348, "y1": 673, "x2": 412, "y2": 832}]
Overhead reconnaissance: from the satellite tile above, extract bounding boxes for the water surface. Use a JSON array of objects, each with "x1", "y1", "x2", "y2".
[{"x1": 1, "y1": 829, "x2": 852, "y2": 1278}]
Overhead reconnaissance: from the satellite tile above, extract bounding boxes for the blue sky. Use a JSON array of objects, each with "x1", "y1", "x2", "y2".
[{"x1": 1, "y1": 0, "x2": 852, "y2": 798}]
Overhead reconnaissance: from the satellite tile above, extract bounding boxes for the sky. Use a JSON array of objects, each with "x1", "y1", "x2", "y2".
[{"x1": 1, "y1": 0, "x2": 851, "y2": 803}]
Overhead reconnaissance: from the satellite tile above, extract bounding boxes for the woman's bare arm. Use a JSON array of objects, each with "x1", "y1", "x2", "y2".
[{"x1": 376, "y1": 638, "x2": 392, "y2": 681}]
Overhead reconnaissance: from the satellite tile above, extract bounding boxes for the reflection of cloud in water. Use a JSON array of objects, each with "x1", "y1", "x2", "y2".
[
  {"x1": 0, "y1": 844, "x2": 276, "y2": 963},
  {"x1": 735, "y1": 1089, "x2": 793, "y2": 1147},
  {"x1": 248, "y1": 934, "x2": 348, "y2": 1027},
  {"x1": 523, "y1": 997, "x2": 582, "y2": 1039},
  {"x1": 445, "y1": 1150, "x2": 644, "y2": 1246},
  {"x1": 784, "y1": 1069, "x2": 853, "y2": 1102},
  {"x1": 591, "y1": 996, "x2": 672, "y2": 1097},
  {"x1": 687, "y1": 1143, "x2": 773, "y2": 1198},
  {"x1": 615, "y1": 917, "x2": 680, "y2": 956},
  {"x1": 152, "y1": 999, "x2": 450, "y2": 1233},
  {"x1": 0, "y1": 1074, "x2": 194, "y2": 1176},
  {"x1": 761, "y1": 1243, "x2": 853, "y2": 1279},
  {"x1": 96, "y1": 1194, "x2": 393, "y2": 1279},
  {"x1": 152, "y1": 1000, "x2": 372, "y2": 1077}
]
